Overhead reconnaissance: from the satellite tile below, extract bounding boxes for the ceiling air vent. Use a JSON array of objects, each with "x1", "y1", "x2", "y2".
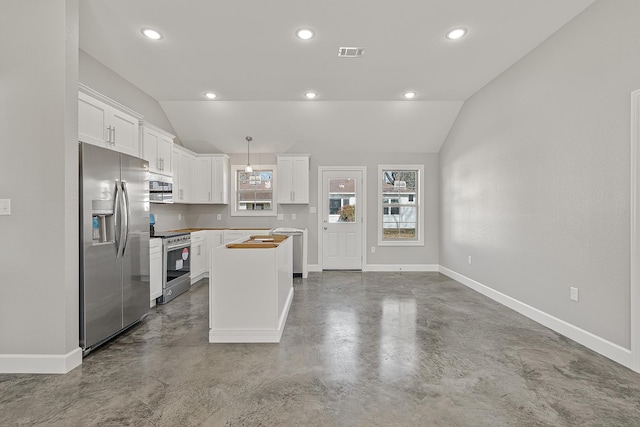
[{"x1": 338, "y1": 47, "x2": 365, "y2": 57}]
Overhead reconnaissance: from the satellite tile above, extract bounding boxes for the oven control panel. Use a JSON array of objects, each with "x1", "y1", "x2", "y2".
[{"x1": 164, "y1": 235, "x2": 191, "y2": 246}]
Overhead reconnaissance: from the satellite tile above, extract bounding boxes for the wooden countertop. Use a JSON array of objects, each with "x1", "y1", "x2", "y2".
[
  {"x1": 170, "y1": 227, "x2": 272, "y2": 232},
  {"x1": 226, "y1": 235, "x2": 288, "y2": 249}
]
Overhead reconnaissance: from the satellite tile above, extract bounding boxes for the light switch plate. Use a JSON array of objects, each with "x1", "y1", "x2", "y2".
[
  {"x1": 0, "y1": 199, "x2": 10, "y2": 215},
  {"x1": 277, "y1": 214, "x2": 284, "y2": 220},
  {"x1": 309, "y1": 206, "x2": 317, "y2": 214},
  {"x1": 291, "y1": 214, "x2": 297, "y2": 220},
  {"x1": 216, "y1": 214, "x2": 222, "y2": 220}
]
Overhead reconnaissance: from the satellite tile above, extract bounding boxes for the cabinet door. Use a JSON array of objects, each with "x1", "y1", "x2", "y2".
[
  {"x1": 157, "y1": 135, "x2": 173, "y2": 175},
  {"x1": 211, "y1": 156, "x2": 229, "y2": 204},
  {"x1": 277, "y1": 157, "x2": 294, "y2": 203},
  {"x1": 292, "y1": 157, "x2": 309, "y2": 203},
  {"x1": 190, "y1": 241, "x2": 201, "y2": 283},
  {"x1": 142, "y1": 129, "x2": 160, "y2": 172},
  {"x1": 172, "y1": 147, "x2": 181, "y2": 202},
  {"x1": 78, "y1": 92, "x2": 109, "y2": 147},
  {"x1": 111, "y1": 108, "x2": 139, "y2": 157},
  {"x1": 193, "y1": 157, "x2": 212, "y2": 203},
  {"x1": 150, "y1": 251, "x2": 162, "y2": 300},
  {"x1": 177, "y1": 150, "x2": 192, "y2": 202}
]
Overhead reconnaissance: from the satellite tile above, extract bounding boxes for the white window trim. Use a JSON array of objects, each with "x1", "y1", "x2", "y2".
[
  {"x1": 377, "y1": 164, "x2": 424, "y2": 247},
  {"x1": 231, "y1": 164, "x2": 278, "y2": 217}
]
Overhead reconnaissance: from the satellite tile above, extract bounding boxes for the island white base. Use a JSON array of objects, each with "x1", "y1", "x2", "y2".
[
  {"x1": 209, "y1": 287, "x2": 293, "y2": 343},
  {"x1": 209, "y1": 235, "x2": 293, "y2": 343}
]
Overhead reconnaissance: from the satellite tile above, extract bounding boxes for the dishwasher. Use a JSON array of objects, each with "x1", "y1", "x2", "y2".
[{"x1": 270, "y1": 227, "x2": 305, "y2": 277}]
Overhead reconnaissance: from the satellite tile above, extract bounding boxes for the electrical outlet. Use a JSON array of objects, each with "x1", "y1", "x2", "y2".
[
  {"x1": 216, "y1": 214, "x2": 222, "y2": 220},
  {"x1": 468, "y1": 256, "x2": 472, "y2": 265},
  {"x1": 292, "y1": 214, "x2": 297, "y2": 220},
  {"x1": 309, "y1": 207, "x2": 317, "y2": 214},
  {"x1": 570, "y1": 287, "x2": 579, "y2": 302},
  {"x1": 0, "y1": 199, "x2": 10, "y2": 215},
  {"x1": 277, "y1": 214, "x2": 283, "y2": 220},
  {"x1": 178, "y1": 213, "x2": 182, "y2": 221},
  {"x1": 371, "y1": 246, "x2": 376, "y2": 253}
]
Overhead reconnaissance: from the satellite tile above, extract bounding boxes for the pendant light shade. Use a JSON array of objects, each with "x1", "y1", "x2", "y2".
[{"x1": 245, "y1": 136, "x2": 253, "y2": 173}]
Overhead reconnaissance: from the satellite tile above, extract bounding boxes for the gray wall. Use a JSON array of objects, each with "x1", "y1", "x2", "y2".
[
  {"x1": 439, "y1": 0, "x2": 640, "y2": 349},
  {"x1": 0, "y1": 0, "x2": 79, "y2": 356}
]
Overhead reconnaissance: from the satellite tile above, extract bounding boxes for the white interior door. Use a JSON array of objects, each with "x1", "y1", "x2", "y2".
[{"x1": 322, "y1": 169, "x2": 363, "y2": 270}]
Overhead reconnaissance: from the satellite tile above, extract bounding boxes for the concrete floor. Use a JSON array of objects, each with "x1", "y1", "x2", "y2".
[{"x1": 2, "y1": 272, "x2": 640, "y2": 426}]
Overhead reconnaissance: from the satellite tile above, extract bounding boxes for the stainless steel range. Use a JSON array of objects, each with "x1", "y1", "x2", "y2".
[{"x1": 153, "y1": 231, "x2": 191, "y2": 304}]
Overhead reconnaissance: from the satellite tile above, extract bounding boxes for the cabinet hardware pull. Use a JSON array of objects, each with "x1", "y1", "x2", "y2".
[{"x1": 112, "y1": 127, "x2": 116, "y2": 144}]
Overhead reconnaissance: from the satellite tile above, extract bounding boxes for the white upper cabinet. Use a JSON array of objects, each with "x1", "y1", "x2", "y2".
[
  {"x1": 192, "y1": 157, "x2": 212, "y2": 203},
  {"x1": 78, "y1": 85, "x2": 142, "y2": 157},
  {"x1": 211, "y1": 155, "x2": 229, "y2": 204},
  {"x1": 173, "y1": 145, "x2": 195, "y2": 203},
  {"x1": 141, "y1": 123, "x2": 174, "y2": 175},
  {"x1": 190, "y1": 155, "x2": 229, "y2": 205},
  {"x1": 277, "y1": 155, "x2": 309, "y2": 204}
]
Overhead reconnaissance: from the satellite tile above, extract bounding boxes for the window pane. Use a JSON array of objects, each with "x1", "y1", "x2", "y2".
[
  {"x1": 383, "y1": 205, "x2": 417, "y2": 239},
  {"x1": 381, "y1": 169, "x2": 419, "y2": 241},
  {"x1": 237, "y1": 170, "x2": 273, "y2": 212},
  {"x1": 328, "y1": 178, "x2": 356, "y2": 223}
]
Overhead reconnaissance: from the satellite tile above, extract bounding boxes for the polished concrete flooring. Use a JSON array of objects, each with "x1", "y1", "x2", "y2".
[{"x1": 2, "y1": 272, "x2": 640, "y2": 426}]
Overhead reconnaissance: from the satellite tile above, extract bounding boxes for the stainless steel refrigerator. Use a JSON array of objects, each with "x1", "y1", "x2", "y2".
[{"x1": 79, "y1": 142, "x2": 150, "y2": 355}]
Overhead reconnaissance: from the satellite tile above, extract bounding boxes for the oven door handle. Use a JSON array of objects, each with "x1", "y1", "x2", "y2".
[{"x1": 166, "y1": 242, "x2": 191, "y2": 252}]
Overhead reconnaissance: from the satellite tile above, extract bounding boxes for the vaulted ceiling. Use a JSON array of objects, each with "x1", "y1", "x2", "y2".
[{"x1": 79, "y1": 0, "x2": 595, "y2": 154}]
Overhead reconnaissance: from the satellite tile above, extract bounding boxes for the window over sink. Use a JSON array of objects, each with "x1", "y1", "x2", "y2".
[{"x1": 231, "y1": 165, "x2": 278, "y2": 216}]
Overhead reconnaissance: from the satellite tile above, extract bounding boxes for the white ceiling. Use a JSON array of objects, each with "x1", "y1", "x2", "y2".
[{"x1": 79, "y1": 0, "x2": 595, "y2": 154}]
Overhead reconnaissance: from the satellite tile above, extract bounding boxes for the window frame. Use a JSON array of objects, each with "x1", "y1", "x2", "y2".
[
  {"x1": 377, "y1": 164, "x2": 424, "y2": 247},
  {"x1": 231, "y1": 164, "x2": 278, "y2": 217}
]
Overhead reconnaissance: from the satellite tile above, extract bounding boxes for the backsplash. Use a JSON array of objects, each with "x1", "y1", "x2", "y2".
[{"x1": 149, "y1": 203, "x2": 190, "y2": 232}]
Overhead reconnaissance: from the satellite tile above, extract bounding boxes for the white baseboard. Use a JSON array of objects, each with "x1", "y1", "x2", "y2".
[
  {"x1": 209, "y1": 287, "x2": 294, "y2": 344},
  {"x1": 309, "y1": 264, "x2": 439, "y2": 272},
  {"x1": 0, "y1": 347, "x2": 82, "y2": 374},
  {"x1": 191, "y1": 271, "x2": 207, "y2": 285},
  {"x1": 364, "y1": 264, "x2": 439, "y2": 272},
  {"x1": 438, "y1": 266, "x2": 633, "y2": 370}
]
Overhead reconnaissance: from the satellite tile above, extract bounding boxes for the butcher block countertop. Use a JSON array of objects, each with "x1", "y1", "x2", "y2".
[
  {"x1": 226, "y1": 235, "x2": 288, "y2": 249},
  {"x1": 171, "y1": 227, "x2": 272, "y2": 232}
]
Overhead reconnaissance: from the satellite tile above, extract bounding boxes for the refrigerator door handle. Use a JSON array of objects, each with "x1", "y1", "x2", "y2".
[
  {"x1": 114, "y1": 180, "x2": 122, "y2": 258},
  {"x1": 121, "y1": 181, "x2": 130, "y2": 256}
]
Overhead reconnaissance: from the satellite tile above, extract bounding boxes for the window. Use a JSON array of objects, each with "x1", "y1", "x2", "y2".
[
  {"x1": 378, "y1": 165, "x2": 424, "y2": 246},
  {"x1": 231, "y1": 165, "x2": 277, "y2": 216}
]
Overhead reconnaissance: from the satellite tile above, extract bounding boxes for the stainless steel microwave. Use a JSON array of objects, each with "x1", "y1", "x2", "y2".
[{"x1": 149, "y1": 173, "x2": 173, "y2": 203}]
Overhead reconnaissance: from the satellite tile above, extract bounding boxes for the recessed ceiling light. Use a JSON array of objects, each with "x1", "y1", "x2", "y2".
[
  {"x1": 296, "y1": 29, "x2": 315, "y2": 40},
  {"x1": 403, "y1": 92, "x2": 417, "y2": 99},
  {"x1": 204, "y1": 92, "x2": 217, "y2": 99},
  {"x1": 141, "y1": 28, "x2": 163, "y2": 40},
  {"x1": 305, "y1": 92, "x2": 317, "y2": 99},
  {"x1": 446, "y1": 28, "x2": 467, "y2": 40}
]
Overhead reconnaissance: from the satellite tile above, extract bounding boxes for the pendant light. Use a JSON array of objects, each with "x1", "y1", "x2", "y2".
[{"x1": 245, "y1": 136, "x2": 253, "y2": 173}]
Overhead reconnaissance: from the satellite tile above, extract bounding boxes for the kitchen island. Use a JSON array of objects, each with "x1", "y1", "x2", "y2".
[{"x1": 209, "y1": 235, "x2": 293, "y2": 343}]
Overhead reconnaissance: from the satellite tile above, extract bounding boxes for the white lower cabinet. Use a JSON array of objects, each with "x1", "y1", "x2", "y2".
[
  {"x1": 205, "y1": 230, "x2": 224, "y2": 277},
  {"x1": 150, "y1": 238, "x2": 163, "y2": 306},
  {"x1": 191, "y1": 231, "x2": 207, "y2": 284}
]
